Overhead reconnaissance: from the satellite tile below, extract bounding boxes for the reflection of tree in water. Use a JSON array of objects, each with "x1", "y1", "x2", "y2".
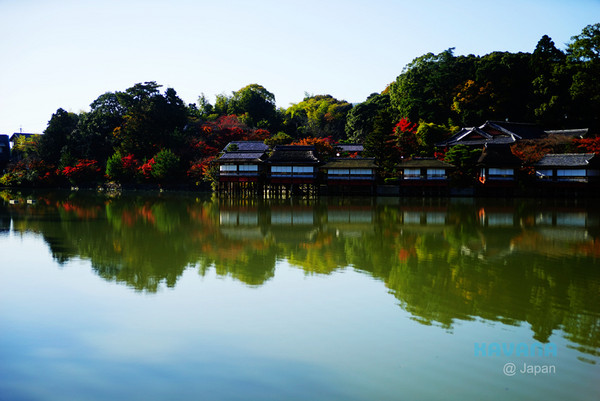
[{"x1": 2, "y1": 192, "x2": 599, "y2": 361}]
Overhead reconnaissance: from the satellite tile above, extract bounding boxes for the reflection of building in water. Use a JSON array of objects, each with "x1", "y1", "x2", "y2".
[
  {"x1": 219, "y1": 210, "x2": 259, "y2": 225},
  {"x1": 531, "y1": 209, "x2": 600, "y2": 243},
  {"x1": 481, "y1": 213, "x2": 515, "y2": 227},
  {"x1": 218, "y1": 206, "x2": 264, "y2": 240},
  {"x1": 325, "y1": 207, "x2": 374, "y2": 238},
  {"x1": 270, "y1": 208, "x2": 314, "y2": 225},
  {"x1": 217, "y1": 204, "x2": 320, "y2": 242},
  {"x1": 326, "y1": 208, "x2": 373, "y2": 224},
  {"x1": 536, "y1": 212, "x2": 588, "y2": 227},
  {"x1": 478, "y1": 206, "x2": 517, "y2": 227},
  {"x1": 401, "y1": 207, "x2": 449, "y2": 225}
]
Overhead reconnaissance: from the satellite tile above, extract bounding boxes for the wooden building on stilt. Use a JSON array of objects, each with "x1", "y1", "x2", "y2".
[
  {"x1": 320, "y1": 158, "x2": 377, "y2": 195},
  {"x1": 265, "y1": 145, "x2": 321, "y2": 198},
  {"x1": 398, "y1": 158, "x2": 455, "y2": 196},
  {"x1": 476, "y1": 144, "x2": 522, "y2": 197},
  {"x1": 216, "y1": 141, "x2": 269, "y2": 197}
]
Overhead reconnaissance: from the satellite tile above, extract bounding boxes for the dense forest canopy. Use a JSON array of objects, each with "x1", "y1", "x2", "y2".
[{"x1": 2, "y1": 24, "x2": 599, "y2": 187}]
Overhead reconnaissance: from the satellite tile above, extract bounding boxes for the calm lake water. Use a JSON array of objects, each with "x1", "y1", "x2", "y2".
[{"x1": 0, "y1": 190, "x2": 598, "y2": 401}]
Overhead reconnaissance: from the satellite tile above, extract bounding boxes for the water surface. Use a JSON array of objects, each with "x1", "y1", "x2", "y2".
[{"x1": 0, "y1": 191, "x2": 598, "y2": 400}]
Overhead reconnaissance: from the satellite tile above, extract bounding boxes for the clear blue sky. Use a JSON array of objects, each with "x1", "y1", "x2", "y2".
[{"x1": 1, "y1": 0, "x2": 598, "y2": 135}]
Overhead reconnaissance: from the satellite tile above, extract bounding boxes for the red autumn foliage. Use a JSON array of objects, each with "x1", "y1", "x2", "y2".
[
  {"x1": 395, "y1": 118, "x2": 418, "y2": 135},
  {"x1": 251, "y1": 129, "x2": 271, "y2": 141},
  {"x1": 189, "y1": 139, "x2": 219, "y2": 156},
  {"x1": 60, "y1": 201, "x2": 101, "y2": 219},
  {"x1": 187, "y1": 156, "x2": 216, "y2": 183},
  {"x1": 121, "y1": 154, "x2": 140, "y2": 170},
  {"x1": 573, "y1": 137, "x2": 600, "y2": 155},
  {"x1": 194, "y1": 115, "x2": 271, "y2": 156},
  {"x1": 60, "y1": 159, "x2": 102, "y2": 184},
  {"x1": 139, "y1": 158, "x2": 155, "y2": 179},
  {"x1": 290, "y1": 137, "x2": 336, "y2": 156},
  {"x1": 391, "y1": 118, "x2": 419, "y2": 157},
  {"x1": 511, "y1": 134, "x2": 574, "y2": 165}
]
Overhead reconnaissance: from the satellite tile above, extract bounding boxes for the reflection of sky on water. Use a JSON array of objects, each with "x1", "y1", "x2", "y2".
[{"x1": 1, "y1": 233, "x2": 598, "y2": 400}]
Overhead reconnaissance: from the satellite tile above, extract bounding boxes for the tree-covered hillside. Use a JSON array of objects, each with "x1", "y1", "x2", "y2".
[{"x1": 2, "y1": 24, "x2": 598, "y2": 188}]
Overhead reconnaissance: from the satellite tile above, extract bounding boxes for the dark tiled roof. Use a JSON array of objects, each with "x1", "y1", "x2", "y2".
[
  {"x1": 435, "y1": 127, "x2": 477, "y2": 147},
  {"x1": 217, "y1": 152, "x2": 266, "y2": 163},
  {"x1": 534, "y1": 153, "x2": 596, "y2": 167},
  {"x1": 443, "y1": 135, "x2": 516, "y2": 147},
  {"x1": 436, "y1": 121, "x2": 546, "y2": 147},
  {"x1": 399, "y1": 158, "x2": 455, "y2": 169},
  {"x1": 321, "y1": 158, "x2": 376, "y2": 169},
  {"x1": 477, "y1": 144, "x2": 522, "y2": 167},
  {"x1": 484, "y1": 121, "x2": 546, "y2": 140},
  {"x1": 544, "y1": 129, "x2": 588, "y2": 138},
  {"x1": 224, "y1": 141, "x2": 269, "y2": 152},
  {"x1": 267, "y1": 146, "x2": 320, "y2": 164},
  {"x1": 336, "y1": 144, "x2": 364, "y2": 153}
]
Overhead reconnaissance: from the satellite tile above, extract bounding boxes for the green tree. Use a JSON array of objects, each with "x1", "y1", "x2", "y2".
[
  {"x1": 213, "y1": 93, "x2": 231, "y2": 116},
  {"x1": 345, "y1": 93, "x2": 391, "y2": 143},
  {"x1": 285, "y1": 94, "x2": 352, "y2": 139},
  {"x1": 475, "y1": 51, "x2": 534, "y2": 122},
  {"x1": 390, "y1": 49, "x2": 471, "y2": 125},
  {"x1": 451, "y1": 79, "x2": 496, "y2": 126},
  {"x1": 38, "y1": 108, "x2": 79, "y2": 165},
  {"x1": 567, "y1": 23, "x2": 600, "y2": 129},
  {"x1": 363, "y1": 108, "x2": 396, "y2": 173},
  {"x1": 228, "y1": 84, "x2": 278, "y2": 129},
  {"x1": 151, "y1": 149, "x2": 181, "y2": 182},
  {"x1": 68, "y1": 92, "x2": 124, "y2": 164},
  {"x1": 197, "y1": 93, "x2": 214, "y2": 119},
  {"x1": 12, "y1": 135, "x2": 40, "y2": 160},
  {"x1": 415, "y1": 122, "x2": 450, "y2": 153},
  {"x1": 530, "y1": 35, "x2": 569, "y2": 127},
  {"x1": 113, "y1": 82, "x2": 188, "y2": 159},
  {"x1": 264, "y1": 132, "x2": 293, "y2": 147},
  {"x1": 443, "y1": 145, "x2": 481, "y2": 182}
]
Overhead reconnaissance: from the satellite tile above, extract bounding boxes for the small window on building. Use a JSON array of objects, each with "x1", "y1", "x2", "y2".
[
  {"x1": 292, "y1": 166, "x2": 313, "y2": 173},
  {"x1": 238, "y1": 164, "x2": 258, "y2": 172},
  {"x1": 557, "y1": 169, "x2": 586, "y2": 177},
  {"x1": 272, "y1": 166, "x2": 292, "y2": 173},
  {"x1": 404, "y1": 168, "x2": 421, "y2": 179},
  {"x1": 329, "y1": 169, "x2": 349, "y2": 175},
  {"x1": 350, "y1": 169, "x2": 372, "y2": 175},
  {"x1": 426, "y1": 168, "x2": 446, "y2": 179},
  {"x1": 220, "y1": 165, "x2": 237, "y2": 172},
  {"x1": 489, "y1": 168, "x2": 513, "y2": 176}
]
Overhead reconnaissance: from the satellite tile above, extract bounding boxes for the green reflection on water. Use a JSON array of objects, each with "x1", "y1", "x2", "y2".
[{"x1": 1, "y1": 190, "x2": 599, "y2": 362}]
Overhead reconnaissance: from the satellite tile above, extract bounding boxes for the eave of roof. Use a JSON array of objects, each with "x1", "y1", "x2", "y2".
[
  {"x1": 217, "y1": 151, "x2": 266, "y2": 162},
  {"x1": 321, "y1": 158, "x2": 377, "y2": 169},
  {"x1": 534, "y1": 153, "x2": 596, "y2": 167},
  {"x1": 399, "y1": 158, "x2": 455, "y2": 168},
  {"x1": 267, "y1": 145, "x2": 320, "y2": 164},
  {"x1": 224, "y1": 141, "x2": 269, "y2": 152}
]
